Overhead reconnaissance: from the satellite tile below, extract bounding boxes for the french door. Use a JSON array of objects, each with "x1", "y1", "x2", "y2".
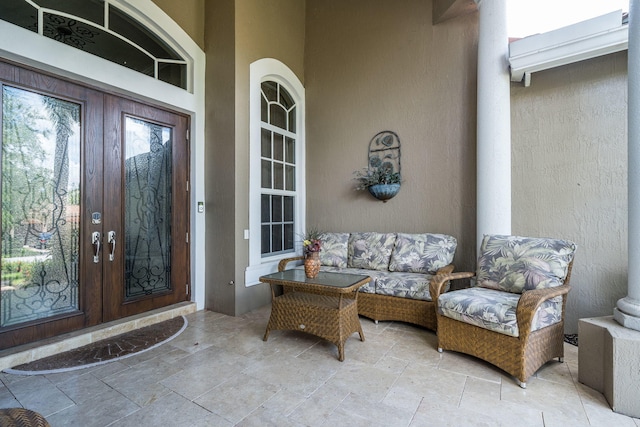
[{"x1": 0, "y1": 62, "x2": 189, "y2": 350}]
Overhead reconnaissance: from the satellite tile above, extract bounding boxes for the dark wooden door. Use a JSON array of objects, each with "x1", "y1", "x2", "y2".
[
  {"x1": 0, "y1": 62, "x2": 189, "y2": 350},
  {"x1": 0, "y1": 63, "x2": 104, "y2": 349},
  {"x1": 102, "y1": 95, "x2": 189, "y2": 321}
]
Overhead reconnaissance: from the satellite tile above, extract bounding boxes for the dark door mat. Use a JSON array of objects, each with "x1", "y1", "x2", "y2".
[
  {"x1": 564, "y1": 334, "x2": 578, "y2": 346},
  {"x1": 4, "y1": 316, "x2": 187, "y2": 375}
]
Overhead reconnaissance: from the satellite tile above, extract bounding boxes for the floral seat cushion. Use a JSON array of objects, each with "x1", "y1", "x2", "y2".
[
  {"x1": 318, "y1": 232, "x2": 349, "y2": 268},
  {"x1": 476, "y1": 235, "x2": 576, "y2": 294},
  {"x1": 437, "y1": 287, "x2": 563, "y2": 337},
  {"x1": 389, "y1": 233, "x2": 457, "y2": 274},
  {"x1": 348, "y1": 232, "x2": 397, "y2": 271},
  {"x1": 375, "y1": 271, "x2": 437, "y2": 301}
]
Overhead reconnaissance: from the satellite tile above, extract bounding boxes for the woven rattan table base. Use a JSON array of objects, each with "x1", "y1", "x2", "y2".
[{"x1": 263, "y1": 291, "x2": 364, "y2": 361}]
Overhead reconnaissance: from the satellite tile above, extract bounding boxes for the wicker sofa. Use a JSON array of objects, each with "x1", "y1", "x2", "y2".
[{"x1": 278, "y1": 232, "x2": 457, "y2": 331}]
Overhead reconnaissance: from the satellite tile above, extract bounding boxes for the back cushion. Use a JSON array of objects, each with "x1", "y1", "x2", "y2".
[
  {"x1": 389, "y1": 233, "x2": 457, "y2": 274},
  {"x1": 318, "y1": 232, "x2": 349, "y2": 268},
  {"x1": 476, "y1": 234, "x2": 577, "y2": 294},
  {"x1": 348, "y1": 232, "x2": 397, "y2": 271}
]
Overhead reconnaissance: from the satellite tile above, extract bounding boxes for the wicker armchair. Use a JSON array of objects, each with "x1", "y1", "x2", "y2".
[{"x1": 430, "y1": 235, "x2": 576, "y2": 388}]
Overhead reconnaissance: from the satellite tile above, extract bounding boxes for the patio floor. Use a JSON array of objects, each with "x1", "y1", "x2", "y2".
[{"x1": 1, "y1": 306, "x2": 638, "y2": 426}]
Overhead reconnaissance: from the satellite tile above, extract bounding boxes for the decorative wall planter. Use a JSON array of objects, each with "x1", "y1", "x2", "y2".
[
  {"x1": 353, "y1": 130, "x2": 403, "y2": 202},
  {"x1": 368, "y1": 183, "x2": 401, "y2": 202}
]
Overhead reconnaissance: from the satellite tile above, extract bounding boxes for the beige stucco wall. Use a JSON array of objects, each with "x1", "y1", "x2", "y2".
[
  {"x1": 304, "y1": 0, "x2": 479, "y2": 272},
  {"x1": 151, "y1": 0, "x2": 205, "y2": 49},
  {"x1": 511, "y1": 52, "x2": 628, "y2": 333},
  {"x1": 204, "y1": 0, "x2": 306, "y2": 314}
]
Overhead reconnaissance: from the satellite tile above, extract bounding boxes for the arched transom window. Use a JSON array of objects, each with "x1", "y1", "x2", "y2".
[{"x1": 0, "y1": 0, "x2": 188, "y2": 89}]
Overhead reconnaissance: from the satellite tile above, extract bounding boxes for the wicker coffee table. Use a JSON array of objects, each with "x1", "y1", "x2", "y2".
[{"x1": 261, "y1": 269, "x2": 371, "y2": 361}]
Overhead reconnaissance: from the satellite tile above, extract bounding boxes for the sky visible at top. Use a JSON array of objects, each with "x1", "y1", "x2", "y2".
[{"x1": 507, "y1": 0, "x2": 630, "y2": 38}]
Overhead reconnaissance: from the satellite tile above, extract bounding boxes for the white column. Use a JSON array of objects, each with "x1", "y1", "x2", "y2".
[
  {"x1": 615, "y1": 0, "x2": 640, "y2": 331},
  {"x1": 475, "y1": 0, "x2": 511, "y2": 251}
]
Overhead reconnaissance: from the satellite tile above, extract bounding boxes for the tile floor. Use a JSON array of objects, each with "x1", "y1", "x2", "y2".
[{"x1": 1, "y1": 306, "x2": 638, "y2": 427}]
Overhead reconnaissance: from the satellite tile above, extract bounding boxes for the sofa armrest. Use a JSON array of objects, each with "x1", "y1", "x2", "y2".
[
  {"x1": 516, "y1": 284, "x2": 572, "y2": 341},
  {"x1": 429, "y1": 271, "x2": 475, "y2": 302},
  {"x1": 278, "y1": 256, "x2": 304, "y2": 272}
]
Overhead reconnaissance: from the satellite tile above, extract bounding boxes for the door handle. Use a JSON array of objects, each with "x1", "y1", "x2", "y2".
[
  {"x1": 108, "y1": 231, "x2": 116, "y2": 261},
  {"x1": 92, "y1": 231, "x2": 101, "y2": 263}
]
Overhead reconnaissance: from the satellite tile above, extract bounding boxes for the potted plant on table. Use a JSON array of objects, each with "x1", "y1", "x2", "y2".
[
  {"x1": 353, "y1": 167, "x2": 402, "y2": 202},
  {"x1": 302, "y1": 229, "x2": 323, "y2": 278}
]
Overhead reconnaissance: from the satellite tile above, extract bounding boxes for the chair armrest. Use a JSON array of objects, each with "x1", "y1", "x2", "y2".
[
  {"x1": 278, "y1": 256, "x2": 304, "y2": 272},
  {"x1": 429, "y1": 271, "x2": 475, "y2": 302},
  {"x1": 436, "y1": 264, "x2": 455, "y2": 275},
  {"x1": 516, "y1": 284, "x2": 572, "y2": 341}
]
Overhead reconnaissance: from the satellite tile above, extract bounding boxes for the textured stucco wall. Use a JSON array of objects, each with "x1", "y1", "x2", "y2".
[
  {"x1": 304, "y1": 0, "x2": 479, "y2": 273},
  {"x1": 233, "y1": 0, "x2": 306, "y2": 314},
  {"x1": 151, "y1": 0, "x2": 205, "y2": 49},
  {"x1": 511, "y1": 52, "x2": 628, "y2": 333}
]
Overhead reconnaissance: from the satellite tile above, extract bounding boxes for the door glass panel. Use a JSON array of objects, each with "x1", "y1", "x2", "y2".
[
  {"x1": 1, "y1": 86, "x2": 81, "y2": 327},
  {"x1": 124, "y1": 117, "x2": 172, "y2": 300}
]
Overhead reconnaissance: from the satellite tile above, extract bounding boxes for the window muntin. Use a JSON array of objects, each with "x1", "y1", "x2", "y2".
[
  {"x1": 0, "y1": 0, "x2": 187, "y2": 89},
  {"x1": 260, "y1": 81, "x2": 297, "y2": 257}
]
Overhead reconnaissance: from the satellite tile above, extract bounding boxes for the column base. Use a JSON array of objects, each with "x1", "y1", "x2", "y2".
[
  {"x1": 579, "y1": 316, "x2": 640, "y2": 418},
  {"x1": 613, "y1": 307, "x2": 640, "y2": 331}
]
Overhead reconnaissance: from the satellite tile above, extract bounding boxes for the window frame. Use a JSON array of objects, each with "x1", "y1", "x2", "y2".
[{"x1": 246, "y1": 58, "x2": 305, "y2": 286}]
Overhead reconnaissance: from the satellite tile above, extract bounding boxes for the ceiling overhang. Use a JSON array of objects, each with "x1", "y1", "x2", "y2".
[
  {"x1": 509, "y1": 10, "x2": 628, "y2": 87},
  {"x1": 433, "y1": 0, "x2": 477, "y2": 25}
]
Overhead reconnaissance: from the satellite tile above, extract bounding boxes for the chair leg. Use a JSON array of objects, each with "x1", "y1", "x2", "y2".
[
  {"x1": 516, "y1": 379, "x2": 527, "y2": 389},
  {"x1": 558, "y1": 357, "x2": 564, "y2": 363},
  {"x1": 437, "y1": 347, "x2": 443, "y2": 353}
]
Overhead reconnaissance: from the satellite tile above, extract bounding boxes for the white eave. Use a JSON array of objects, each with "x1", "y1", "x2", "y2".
[{"x1": 509, "y1": 10, "x2": 628, "y2": 87}]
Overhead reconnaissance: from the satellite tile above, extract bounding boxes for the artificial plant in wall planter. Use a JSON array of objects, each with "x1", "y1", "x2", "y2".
[{"x1": 353, "y1": 130, "x2": 402, "y2": 202}]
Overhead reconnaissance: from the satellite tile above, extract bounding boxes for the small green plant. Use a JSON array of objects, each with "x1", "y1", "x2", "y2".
[{"x1": 353, "y1": 167, "x2": 401, "y2": 191}]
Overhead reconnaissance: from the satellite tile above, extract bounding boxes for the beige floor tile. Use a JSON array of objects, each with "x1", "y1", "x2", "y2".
[
  {"x1": 4, "y1": 375, "x2": 75, "y2": 417},
  {"x1": 327, "y1": 392, "x2": 414, "y2": 426},
  {"x1": 194, "y1": 372, "x2": 280, "y2": 423},
  {"x1": 242, "y1": 352, "x2": 339, "y2": 397},
  {"x1": 55, "y1": 372, "x2": 114, "y2": 405},
  {"x1": 113, "y1": 391, "x2": 230, "y2": 427},
  {"x1": 410, "y1": 398, "x2": 499, "y2": 427},
  {"x1": 576, "y1": 382, "x2": 639, "y2": 427},
  {"x1": 437, "y1": 351, "x2": 504, "y2": 383},
  {"x1": 500, "y1": 377, "x2": 589, "y2": 423},
  {"x1": 460, "y1": 383, "x2": 544, "y2": 427},
  {"x1": 0, "y1": 383, "x2": 20, "y2": 408},
  {"x1": 45, "y1": 388, "x2": 140, "y2": 426},
  {"x1": 287, "y1": 381, "x2": 350, "y2": 426},
  {"x1": 394, "y1": 362, "x2": 467, "y2": 405}
]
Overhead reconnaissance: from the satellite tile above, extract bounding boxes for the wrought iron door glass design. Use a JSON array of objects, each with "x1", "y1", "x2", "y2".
[
  {"x1": 1, "y1": 86, "x2": 81, "y2": 327},
  {"x1": 124, "y1": 117, "x2": 172, "y2": 300}
]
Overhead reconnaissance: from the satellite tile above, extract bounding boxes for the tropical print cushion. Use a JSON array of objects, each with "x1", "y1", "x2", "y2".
[
  {"x1": 476, "y1": 235, "x2": 576, "y2": 294},
  {"x1": 375, "y1": 271, "x2": 437, "y2": 301},
  {"x1": 348, "y1": 232, "x2": 397, "y2": 271},
  {"x1": 318, "y1": 232, "x2": 349, "y2": 268},
  {"x1": 389, "y1": 233, "x2": 457, "y2": 274},
  {"x1": 437, "y1": 287, "x2": 563, "y2": 337}
]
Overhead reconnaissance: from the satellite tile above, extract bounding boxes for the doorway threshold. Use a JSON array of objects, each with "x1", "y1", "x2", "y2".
[{"x1": 0, "y1": 302, "x2": 197, "y2": 372}]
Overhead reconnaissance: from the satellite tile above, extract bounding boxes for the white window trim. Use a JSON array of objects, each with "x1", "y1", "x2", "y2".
[{"x1": 246, "y1": 58, "x2": 305, "y2": 286}]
